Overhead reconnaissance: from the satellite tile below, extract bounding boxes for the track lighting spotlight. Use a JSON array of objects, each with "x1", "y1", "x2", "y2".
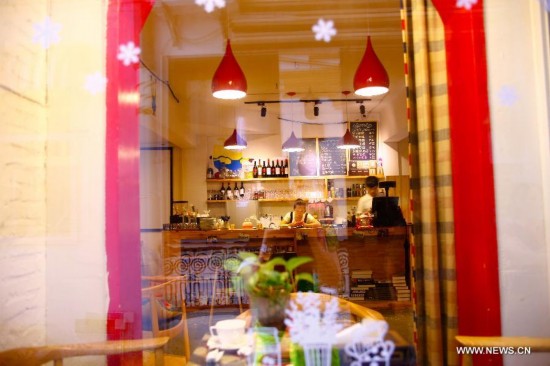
[
  {"x1": 360, "y1": 103, "x2": 366, "y2": 116},
  {"x1": 260, "y1": 103, "x2": 267, "y2": 117},
  {"x1": 313, "y1": 101, "x2": 320, "y2": 117}
]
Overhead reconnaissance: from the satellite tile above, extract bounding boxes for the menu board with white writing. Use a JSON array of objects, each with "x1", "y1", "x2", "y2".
[
  {"x1": 318, "y1": 137, "x2": 347, "y2": 176},
  {"x1": 349, "y1": 121, "x2": 378, "y2": 175},
  {"x1": 350, "y1": 122, "x2": 377, "y2": 160}
]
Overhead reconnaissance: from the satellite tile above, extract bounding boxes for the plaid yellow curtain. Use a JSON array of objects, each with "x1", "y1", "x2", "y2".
[{"x1": 404, "y1": 0, "x2": 458, "y2": 365}]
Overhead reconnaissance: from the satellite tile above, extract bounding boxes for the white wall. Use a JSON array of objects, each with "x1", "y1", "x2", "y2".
[
  {"x1": 0, "y1": 0, "x2": 48, "y2": 350},
  {"x1": 45, "y1": 0, "x2": 108, "y2": 346},
  {"x1": 0, "y1": 0, "x2": 109, "y2": 352},
  {"x1": 485, "y1": 1, "x2": 550, "y2": 364}
]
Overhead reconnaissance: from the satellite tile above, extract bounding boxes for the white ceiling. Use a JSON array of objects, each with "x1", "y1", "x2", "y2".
[{"x1": 139, "y1": 0, "x2": 406, "y2": 148}]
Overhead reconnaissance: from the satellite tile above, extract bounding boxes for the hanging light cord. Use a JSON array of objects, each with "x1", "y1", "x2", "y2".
[
  {"x1": 139, "y1": 59, "x2": 180, "y2": 103},
  {"x1": 278, "y1": 117, "x2": 346, "y2": 125}
]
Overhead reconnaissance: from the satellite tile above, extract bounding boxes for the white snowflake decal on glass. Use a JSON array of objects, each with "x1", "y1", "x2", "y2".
[
  {"x1": 117, "y1": 41, "x2": 141, "y2": 66},
  {"x1": 497, "y1": 85, "x2": 519, "y2": 106},
  {"x1": 195, "y1": 0, "x2": 226, "y2": 13},
  {"x1": 32, "y1": 17, "x2": 62, "y2": 49},
  {"x1": 312, "y1": 19, "x2": 337, "y2": 43},
  {"x1": 84, "y1": 72, "x2": 108, "y2": 95},
  {"x1": 456, "y1": 0, "x2": 478, "y2": 10}
]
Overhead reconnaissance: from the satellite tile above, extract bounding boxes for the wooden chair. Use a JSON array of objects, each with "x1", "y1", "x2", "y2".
[
  {"x1": 0, "y1": 337, "x2": 169, "y2": 366},
  {"x1": 209, "y1": 267, "x2": 246, "y2": 327},
  {"x1": 141, "y1": 276, "x2": 190, "y2": 364},
  {"x1": 455, "y1": 335, "x2": 550, "y2": 366}
]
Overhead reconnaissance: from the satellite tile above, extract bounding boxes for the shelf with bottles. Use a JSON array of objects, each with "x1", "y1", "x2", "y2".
[
  {"x1": 206, "y1": 198, "x2": 300, "y2": 203},
  {"x1": 206, "y1": 175, "x2": 385, "y2": 203},
  {"x1": 205, "y1": 175, "x2": 383, "y2": 183},
  {"x1": 206, "y1": 198, "x2": 355, "y2": 204}
]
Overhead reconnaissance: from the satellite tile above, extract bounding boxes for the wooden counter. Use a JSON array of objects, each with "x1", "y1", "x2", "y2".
[
  {"x1": 162, "y1": 226, "x2": 410, "y2": 308},
  {"x1": 162, "y1": 226, "x2": 407, "y2": 245},
  {"x1": 163, "y1": 228, "x2": 298, "y2": 259}
]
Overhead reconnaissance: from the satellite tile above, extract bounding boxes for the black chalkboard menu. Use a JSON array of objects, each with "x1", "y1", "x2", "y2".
[
  {"x1": 318, "y1": 137, "x2": 347, "y2": 176},
  {"x1": 289, "y1": 138, "x2": 318, "y2": 177},
  {"x1": 350, "y1": 122, "x2": 377, "y2": 161},
  {"x1": 349, "y1": 121, "x2": 378, "y2": 176}
]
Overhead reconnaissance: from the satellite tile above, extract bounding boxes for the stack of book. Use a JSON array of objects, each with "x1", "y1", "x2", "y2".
[
  {"x1": 364, "y1": 281, "x2": 395, "y2": 301},
  {"x1": 349, "y1": 269, "x2": 375, "y2": 299},
  {"x1": 392, "y1": 275, "x2": 411, "y2": 301}
]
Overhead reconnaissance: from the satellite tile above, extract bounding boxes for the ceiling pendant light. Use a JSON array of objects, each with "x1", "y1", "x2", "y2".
[
  {"x1": 212, "y1": 39, "x2": 247, "y2": 100},
  {"x1": 337, "y1": 129, "x2": 361, "y2": 149},
  {"x1": 337, "y1": 91, "x2": 361, "y2": 149},
  {"x1": 224, "y1": 128, "x2": 247, "y2": 150},
  {"x1": 282, "y1": 92, "x2": 304, "y2": 153},
  {"x1": 353, "y1": 36, "x2": 389, "y2": 97},
  {"x1": 282, "y1": 131, "x2": 304, "y2": 152}
]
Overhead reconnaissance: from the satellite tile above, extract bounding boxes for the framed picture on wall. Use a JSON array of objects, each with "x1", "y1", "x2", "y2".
[{"x1": 289, "y1": 138, "x2": 318, "y2": 177}]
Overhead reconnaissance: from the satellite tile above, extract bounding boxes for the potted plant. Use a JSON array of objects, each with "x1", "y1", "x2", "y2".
[{"x1": 228, "y1": 252, "x2": 314, "y2": 330}]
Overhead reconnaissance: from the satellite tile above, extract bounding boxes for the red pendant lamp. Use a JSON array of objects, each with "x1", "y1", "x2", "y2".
[
  {"x1": 337, "y1": 91, "x2": 361, "y2": 149},
  {"x1": 223, "y1": 128, "x2": 247, "y2": 150},
  {"x1": 212, "y1": 39, "x2": 247, "y2": 100},
  {"x1": 353, "y1": 36, "x2": 389, "y2": 97},
  {"x1": 337, "y1": 129, "x2": 361, "y2": 149}
]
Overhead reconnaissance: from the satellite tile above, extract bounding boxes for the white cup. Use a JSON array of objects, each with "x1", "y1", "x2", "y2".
[{"x1": 209, "y1": 319, "x2": 246, "y2": 348}]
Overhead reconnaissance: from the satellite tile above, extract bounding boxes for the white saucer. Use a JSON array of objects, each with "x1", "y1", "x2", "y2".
[{"x1": 207, "y1": 335, "x2": 248, "y2": 351}]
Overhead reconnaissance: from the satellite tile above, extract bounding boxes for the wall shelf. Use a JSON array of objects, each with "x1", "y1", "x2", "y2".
[
  {"x1": 206, "y1": 175, "x2": 382, "y2": 183},
  {"x1": 206, "y1": 198, "x2": 359, "y2": 203},
  {"x1": 206, "y1": 176, "x2": 383, "y2": 205}
]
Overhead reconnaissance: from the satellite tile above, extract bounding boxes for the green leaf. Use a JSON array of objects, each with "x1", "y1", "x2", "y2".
[
  {"x1": 247, "y1": 272, "x2": 260, "y2": 290},
  {"x1": 262, "y1": 257, "x2": 286, "y2": 271},
  {"x1": 285, "y1": 256, "x2": 313, "y2": 272},
  {"x1": 294, "y1": 272, "x2": 314, "y2": 284}
]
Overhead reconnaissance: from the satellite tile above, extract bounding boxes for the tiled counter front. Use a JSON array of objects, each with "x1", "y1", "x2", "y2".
[
  {"x1": 162, "y1": 227, "x2": 409, "y2": 308},
  {"x1": 162, "y1": 229, "x2": 297, "y2": 308}
]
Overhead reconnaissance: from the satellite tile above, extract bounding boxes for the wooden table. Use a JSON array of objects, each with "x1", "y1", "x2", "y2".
[
  {"x1": 187, "y1": 294, "x2": 415, "y2": 366},
  {"x1": 188, "y1": 329, "x2": 415, "y2": 366}
]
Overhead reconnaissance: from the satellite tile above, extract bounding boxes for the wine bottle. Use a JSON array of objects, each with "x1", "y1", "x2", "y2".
[
  {"x1": 220, "y1": 183, "x2": 226, "y2": 198},
  {"x1": 377, "y1": 157, "x2": 385, "y2": 177},
  {"x1": 233, "y1": 182, "x2": 239, "y2": 199},
  {"x1": 266, "y1": 159, "x2": 271, "y2": 177},
  {"x1": 226, "y1": 185, "x2": 233, "y2": 200},
  {"x1": 252, "y1": 160, "x2": 258, "y2": 178},
  {"x1": 257, "y1": 160, "x2": 262, "y2": 177},
  {"x1": 239, "y1": 182, "x2": 245, "y2": 198},
  {"x1": 284, "y1": 159, "x2": 289, "y2": 177},
  {"x1": 207, "y1": 155, "x2": 214, "y2": 179},
  {"x1": 275, "y1": 159, "x2": 281, "y2": 177},
  {"x1": 271, "y1": 160, "x2": 276, "y2": 177},
  {"x1": 262, "y1": 160, "x2": 267, "y2": 177}
]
